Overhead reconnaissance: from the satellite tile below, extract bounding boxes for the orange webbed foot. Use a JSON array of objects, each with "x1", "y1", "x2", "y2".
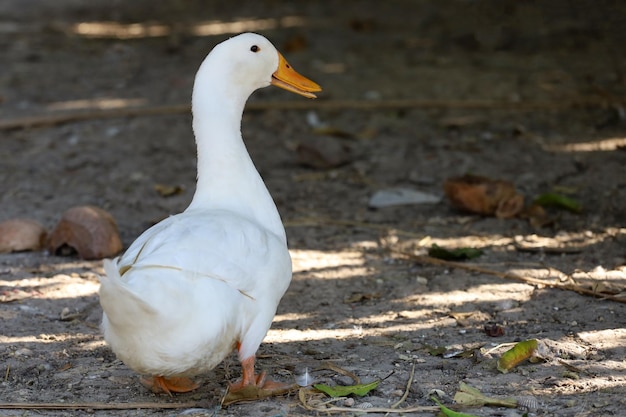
[
  {"x1": 228, "y1": 369, "x2": 291, "y2": 393},
  {"x1": 223, "y1": 356, "x2": 295, "y2": 405},
  {"x1": 140, "y1": 375, "x2": 199, "y2": 395}
]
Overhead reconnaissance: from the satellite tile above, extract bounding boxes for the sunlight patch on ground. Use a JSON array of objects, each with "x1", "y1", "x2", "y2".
[
  {"x1": 266, "y1": 327, "x2": 362, "y2": 343},
  {"x1": 72, "y1": 21, "x2": 169, "y2": 38},
  {"x1": 47, "y1": 98, "x2": 147, "y2": 111},
  {"x1": 413, "y1": 228, "x2": 623, "y2": 252},
  {"x1": 577, "y1": 328, "x2": 626, "y2": 350},
  {"x1": 70, "y1": 16, "x2": 306, "y2": 39},
  {"x1": 0, "y1": 333, "x2": 94, "y2": 344},
  {"x1": 544, "y1": 137, "x2": 626, "y2": 152},
  {"x1": 417, "y1": 234, "x2": 514, "y2": 249},
  {"x1": 402, "y1": 283, "x2": 535, "y2": 307},
  {"x1": 571, "y1": 266, "x2": 626, "y2": 281},
  {"x1": 266, "y1": 320, "x2": 438, "y2": 343},
  {"x1": 290, "y1": 249, "x2": 367, "y2": 279},
  {"x1": 273, "y1": 311, "x2": 313, "y2": 324},
  {"x1": 0, "y1": 274, "x2": 99, "y2": 300},
  {"x1": 77, "y1": 339, "x2": 108, "y2": 351},
  {"x1": 190, "y1": 16, "x2": 306, "y2": 37},
  {"x1": 531, "y1": 359, "x2": 626, "y2": 395}
]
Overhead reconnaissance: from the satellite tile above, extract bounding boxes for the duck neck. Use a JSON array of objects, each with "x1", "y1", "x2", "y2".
[{"x1": 186, "y1": 86, "x2": 286, "y2": 242}]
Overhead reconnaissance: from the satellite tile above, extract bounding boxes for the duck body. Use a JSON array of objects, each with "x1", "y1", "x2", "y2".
[
  {"x1": 98, "y1": 32, "x2": 320, "y2": 394},
  {"x1": 100, "y1": 209, "x2": 291, "y2": 377}
]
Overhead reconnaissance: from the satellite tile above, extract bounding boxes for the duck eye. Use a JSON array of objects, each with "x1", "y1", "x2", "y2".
[{"x1": 250, "y1": 45, "x2": 260, "y2": 53}]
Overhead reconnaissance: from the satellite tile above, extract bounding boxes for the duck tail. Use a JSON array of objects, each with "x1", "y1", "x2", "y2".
[{"x1": 99, "y1": 259, "x2": 158, "y2": 326}]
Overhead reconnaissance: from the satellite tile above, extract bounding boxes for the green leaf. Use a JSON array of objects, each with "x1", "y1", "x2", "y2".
[
  {"x1": 428, "y1": 244, "x2": 483, "y2": 261},
  {"x1": 454, "y1": 382, "x2": 518, "y2": 408},
  {"x1": 497, "y1": 339, "x2": 538, "y2": 373},
  {"x1": 313, "y1": 380, "x2": 380, "y2": 397},
  {"x1": 430, "y1": 396, "x2": 480, "y2": 417},
  {"x1": 533, "y1": 193, "x2": 582, "y2": 213}
]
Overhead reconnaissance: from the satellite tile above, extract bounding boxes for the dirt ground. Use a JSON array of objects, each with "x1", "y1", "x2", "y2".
[{"x1": 1, "y1": 1, "x2": 625, "y2": 416}]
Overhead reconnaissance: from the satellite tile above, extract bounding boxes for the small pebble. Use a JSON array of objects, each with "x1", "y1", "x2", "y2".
[
  {"x1": 343, "y1": 397, "x2": 355, "y2": 407},
  {"x1": 14, "y1": 348, "x2": 33, "y2": 357}
]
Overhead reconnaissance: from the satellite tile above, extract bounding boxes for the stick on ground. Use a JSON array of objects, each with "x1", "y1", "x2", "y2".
[
  {"x1": 1, "y1": 97, "x2": 622, "y2": 131},
  {"x1": 0, "y1": 401, "x2": 211, "y2": 410}
]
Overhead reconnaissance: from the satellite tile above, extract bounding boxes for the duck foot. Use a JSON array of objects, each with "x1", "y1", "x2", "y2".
[
  {"x1": 140, "y1": 375, "x2": 199, "y2": 395},
  {"x1": 223, "y1": 356, "x2": 294, "y2": 406}
]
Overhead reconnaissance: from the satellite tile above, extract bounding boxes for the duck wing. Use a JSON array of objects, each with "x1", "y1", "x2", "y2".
[{"x1": 115, "y1": 209, "x2": 291, "y2": 299}]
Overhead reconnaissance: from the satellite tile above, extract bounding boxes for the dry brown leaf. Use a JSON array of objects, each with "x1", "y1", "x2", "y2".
[
  {"x1": 0, "y1": 218, "x2": 47, "y2": 253},
  {"x1": 444, "y1": 174, "x2": 524, "y2": 217},
  {"x1": 496, "y1": 194, "x2": 525, "y2": 218},
  {"x1": 47, "y1": 206, "x2": 123, "y2": 260}
]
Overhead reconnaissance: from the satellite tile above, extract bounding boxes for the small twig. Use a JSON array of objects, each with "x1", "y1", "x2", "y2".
[
  {"x1": 394, "y1": 250, "x2": 626, "y2": 304},
  {"x1": 482, "y1": 342, "x2": 518, "y2": 356},
  {"x1": 1, "y1": 97, "x2": 622, "y2": 131},
  {"x1": 0, "y1": 104, "x2": 189, "y2": 131},
  {"x1": 381, "y1": 370, "x2": 396, "y2": 381},
  {"x1": 557, "y1": 359, "x2": 596, "y2": 377},
  {"x1": 390, "y1": 361, "x2": 415, "y2": 409},
  {"x1": 0, "y1": 401, "x2": 210, "y2": 410}
]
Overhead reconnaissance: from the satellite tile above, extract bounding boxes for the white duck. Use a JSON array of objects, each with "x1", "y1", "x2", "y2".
[{"x1": 99, "y1": 32, "x2": 321, "y2": 396}]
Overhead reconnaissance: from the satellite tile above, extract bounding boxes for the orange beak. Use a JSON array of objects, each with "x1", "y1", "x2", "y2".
[{"x1": 271, "y1": 52, "x2": 321, "y2": 99}]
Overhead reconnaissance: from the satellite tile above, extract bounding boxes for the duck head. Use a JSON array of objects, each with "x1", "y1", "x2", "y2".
[{"x1": 195, "y1": 32, "x2": 321, "y2": 102}]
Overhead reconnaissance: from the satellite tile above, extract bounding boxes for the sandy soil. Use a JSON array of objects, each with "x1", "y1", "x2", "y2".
[{"x1": 1, "y1": 1, "x2": 625, "y2": 416}]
